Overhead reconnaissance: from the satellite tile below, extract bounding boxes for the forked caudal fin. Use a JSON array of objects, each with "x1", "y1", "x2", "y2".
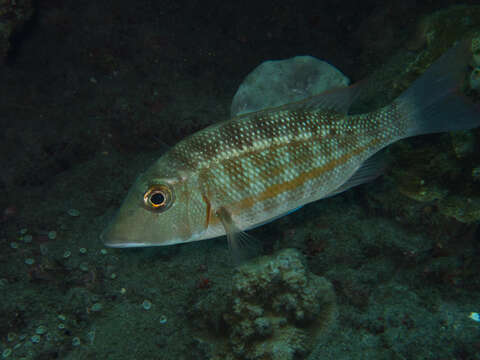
[{"x1": 396, "y1": 39, "x2": 480, "y2": 138}]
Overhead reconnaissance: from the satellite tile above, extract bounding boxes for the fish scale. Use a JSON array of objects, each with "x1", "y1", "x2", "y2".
[
  {"x1": 164, "y1": 104, "x2": 401, "y2": 234},
  {"x1": 102, "y1": 39, "x2": 480, "y2": 249}
]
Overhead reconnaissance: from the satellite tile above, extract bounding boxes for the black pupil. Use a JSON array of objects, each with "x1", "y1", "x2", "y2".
[{"x1": 150, "y1": 192, "x2": 165, "y2": 205}]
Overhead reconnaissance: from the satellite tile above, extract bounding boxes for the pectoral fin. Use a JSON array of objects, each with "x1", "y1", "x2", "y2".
[{"x1": 216, "y1": 207, "x2": 260, "y2": 265}]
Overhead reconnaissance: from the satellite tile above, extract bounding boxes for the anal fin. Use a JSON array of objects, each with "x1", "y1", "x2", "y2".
[{"x1": 327, "y1": 150, "x2": 386, "y2": 198}]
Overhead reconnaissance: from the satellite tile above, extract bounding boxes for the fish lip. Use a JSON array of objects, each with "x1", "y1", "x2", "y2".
[
  {"x1": 100, "y1": 232, "x2": 135, "y2": 248},
  {"x1": 99, "y1": 228, "x2": 112, "y2": 246},
  {"x1": 100, "y1": 228, "x2": 124, "y2": 248},
  {"x1": 100, "y1": 229, "x2": 158, "y2": 248},
  {"x1": 104, "y1": 242, "x2": 151, "y2": 248}
]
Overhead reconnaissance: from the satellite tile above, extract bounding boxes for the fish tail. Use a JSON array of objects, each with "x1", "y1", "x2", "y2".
[{"x1": 396, "y1": 39, "x2": 480, "y2": 138}]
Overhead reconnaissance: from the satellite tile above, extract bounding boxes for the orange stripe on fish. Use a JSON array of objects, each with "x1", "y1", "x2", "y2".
[
  {"x1": 102, "y1": 39, "x2": 480, "y2": 253},
  {"x1": 233, "y1": 137, "x2": 382, "y2": 212}
]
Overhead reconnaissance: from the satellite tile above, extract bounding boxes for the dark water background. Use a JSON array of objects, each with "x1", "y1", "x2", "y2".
[{"x1": 1, "y1": 1, "x2": 480, "y2": 359}]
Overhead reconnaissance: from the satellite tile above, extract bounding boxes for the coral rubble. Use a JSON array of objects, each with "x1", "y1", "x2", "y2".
[{"x1": 193, "y1": 249, "x2": 336, "y2": 360}]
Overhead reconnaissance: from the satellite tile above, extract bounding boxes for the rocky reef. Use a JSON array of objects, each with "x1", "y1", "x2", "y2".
[
  {"x1": 360, "y1": 20, "x2": 480, "y2": 228},
  {"x1": 191, "y1": 249, "x2": 336, "y2": 360}
]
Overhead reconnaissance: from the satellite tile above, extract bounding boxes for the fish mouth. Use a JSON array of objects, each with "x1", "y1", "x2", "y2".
[
  {"x1": 100, "y1": 210, "x2": 148, "y2": 248},
  {"x1": 103, "y1": 241, "x2": 151, "y2": 248},
  {"x1": 101, "y1": 233, "x2": 149, "y2": 248},
  {"x1": 100, "y1": 224, "x2": 138, "y2": 248},
  {"x1": 100, "y1": 223, "x2": 167, "y2": 248}
]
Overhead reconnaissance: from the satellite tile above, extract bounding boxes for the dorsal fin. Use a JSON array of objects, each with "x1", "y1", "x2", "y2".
[
  {"x1": 233, "y1": 83, "x2": 363, "y2": 122},
  {"x1": 281, "y1": 83, "x2": 363, "y2": 115}
]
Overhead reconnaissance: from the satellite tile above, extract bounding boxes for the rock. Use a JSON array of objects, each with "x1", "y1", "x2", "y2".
[
  {"x1": 193, "y1": 249, "x2": 337, "y2": 360},
  {"x1": 438, "y1": 195, "x2": 480, "y2": 223},
  {"x1": 469, "y1": 67, "x2": 480, "y2": 90},
  {"x1": 0, "y1": 0, "x2": 34, "y2": 63},
  {"x1": 231, "y1": 56, "x2": 350, "y2": 116}
]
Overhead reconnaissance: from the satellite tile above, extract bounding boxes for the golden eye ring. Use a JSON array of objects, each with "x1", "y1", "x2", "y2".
[{"x1": 143, "y1": 185, "x2": 174, "y2": 212}]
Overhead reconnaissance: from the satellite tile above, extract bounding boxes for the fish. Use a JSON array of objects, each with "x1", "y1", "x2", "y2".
[{"x1": 101, "y1": 39, "x2": 480, "y2": 255}]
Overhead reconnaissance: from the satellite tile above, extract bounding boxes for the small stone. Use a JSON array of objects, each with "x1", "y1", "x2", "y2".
[
  {"x1": 2, "y1": 349, "x2": 12, "y2": 358},
  {"x1": 58, "y1": 314, "x2": 66, "y2": 321},
  {"x1": 63, "y1": 250, "x2": 71, "y2": 258},
  {"x1": 25, "y1": 258, "x2": 35, "y2": 265},
  {"x1": 10, "y1": 242, "x2": 18, "y2": 249},
  {"x1": 40, "y1": 244, "x2": 48, "y2": 255},
  {"x1": 72, "y1": 337, "x2": 81, "y2": 346},
  {"x1": 87, "y1": 329, "x2": 96, "y2": 344},
  {"x1": 254, "y1": 317, "x2": 272, "y2": 336},
  {"x1": 159, "y1": 315, "x2": 167, "y2": 324},
  {"x1": 79, "y1": 262, "x2": 89, "y2": 272},
  {"x1": 142, "y1": 300, "x2": 152, "y2": 311},
  {"x1": 469, "y1": 312, "x2": 480, "y2": 322},
  {"x1": 23, "y1": 234, "x2": 33, "y2": 243},
  {"x1": 19, "y1": 228, "x2": 28, "y2": 235},
  {"x1": 90, "y1": 303, "x2": 103, "y2": 312},
  {"x1": 35, "y1": 326, "x2": 47, "y2": 335},
  {"x1": 30, "y1": 334, "x2": 41, "y2": 343},
  {"x1": 470, "y1": 67, "x2": 480, "y2": 90},
  {"x1": 67, "y1": 209, "x2": 80, "y2": 217},
  {"x1": 57, "y1": 323, "x2": 65, "y2": 330},
  {"x1": 79, "y1": 247, "x2": 87, "y2": 254},
  {"x1": 474, "y1": 52, "x2": 480, "y2": 67},
  {"x1": 472, "y1": 166, "x2": 480, "y2": 181},
  {"x1": 47, "y1": 231, "x2": 57, "y2": 240},
  {"x1": 110, "y1": 273, "x2": 117, "y2": 280}
]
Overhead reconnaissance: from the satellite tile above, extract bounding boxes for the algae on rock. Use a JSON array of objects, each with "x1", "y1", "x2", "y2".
[{"x1": 192, "y1": 249, "x2": 337, "y2": 360}]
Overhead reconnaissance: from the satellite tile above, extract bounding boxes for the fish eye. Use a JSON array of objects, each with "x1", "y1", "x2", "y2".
[{"x1": 143, "y1": 184, "x2": 174, "y2": 212}]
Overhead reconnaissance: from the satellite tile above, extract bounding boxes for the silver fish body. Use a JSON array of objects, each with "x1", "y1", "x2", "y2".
[{"x1": 102, "y1": 40, "x2": 480, "y2": 249}]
